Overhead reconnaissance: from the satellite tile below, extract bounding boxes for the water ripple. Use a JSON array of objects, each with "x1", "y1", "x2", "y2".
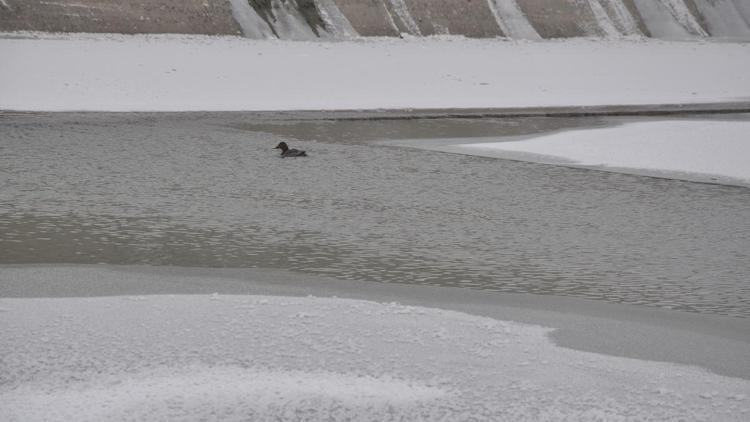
[{"x1": 1, "y1": 112, "x2": 749, "y2": 318}]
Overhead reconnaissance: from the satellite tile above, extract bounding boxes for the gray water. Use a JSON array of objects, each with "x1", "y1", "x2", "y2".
[{"x1": 1, "y1": 112, "x2": 749, "y2": 317}]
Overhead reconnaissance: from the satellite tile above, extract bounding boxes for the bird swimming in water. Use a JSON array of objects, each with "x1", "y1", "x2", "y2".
[{"x1": 274, "y1": 141, "x2": 307, "y2": 157}]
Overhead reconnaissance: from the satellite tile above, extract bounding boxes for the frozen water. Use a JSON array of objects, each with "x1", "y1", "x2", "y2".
[
  {"x1": 1, "y1": 33, "x2": 749, "y2": 111},
  {"x1": 2, "y1": 290, "x2": 749, "y2": 421},
  {"x1": 454, "y1": 120, "x2": 750, "y2": 184}
]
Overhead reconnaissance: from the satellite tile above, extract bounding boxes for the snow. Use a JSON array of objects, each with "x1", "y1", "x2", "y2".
[
  {"x1": 2, "y1": 285, "x2": 749, "y2": 421},
  {"x1": 1, "y1": 33, "x2": 749, "y2": 112},
  {"x1": 2, "y1": 27, "x2": 749, "y2": 420},
  {"x1": 453, "y1": 120, "x2": 750, "y2": 184}
]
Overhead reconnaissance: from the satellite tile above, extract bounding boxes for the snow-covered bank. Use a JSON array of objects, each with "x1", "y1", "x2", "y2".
[
  {"x1": 3, "y1": 294, "x2": 749, "y2": 421},
  {"x1": 451, "y1": 120, "x2": 750, "y2": 184},
  {"x1": 2, "y1": 265, "x2": 750, "y2": 421},
  {"x1": 1, "y1": 33, "x2": 749, "y2": 111}
]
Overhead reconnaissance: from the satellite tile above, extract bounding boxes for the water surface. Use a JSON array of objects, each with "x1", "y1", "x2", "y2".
[{"x1": 1, "y1": 112, "x2": 749, "y2": 317}]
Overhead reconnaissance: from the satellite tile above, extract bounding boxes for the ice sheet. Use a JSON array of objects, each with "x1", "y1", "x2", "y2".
[
  {"x1": 2, "y1": 292, "x2": 749, "y2": 421},
  {"x1": 1, "y1": 33, "x2": 748, "y2": 111},
  {"x1": 456, "y1": 120, "x2": 750, "y2": 183}
]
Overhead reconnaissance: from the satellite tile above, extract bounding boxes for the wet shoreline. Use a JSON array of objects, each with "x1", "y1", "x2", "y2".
[
  {"x1": 4, "y1": 101, "x2": 750, "y2": 120},
  {"x1": 3, "y1": 263, "x2": 749, "y2": 381}
]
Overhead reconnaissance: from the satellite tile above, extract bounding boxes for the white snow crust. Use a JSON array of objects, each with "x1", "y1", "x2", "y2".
[
  {"x1": 455, "y1": 120, "x2": 750, "y2": 183},
  {"x1": 2, "y1": 286, "x2": 750, "y2": 421},
  {"x1": 0, "y1": 33, "x2": 748, "y2": 112}
]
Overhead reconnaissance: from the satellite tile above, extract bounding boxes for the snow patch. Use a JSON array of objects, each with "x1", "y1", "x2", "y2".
[
  {"x1": 1, "y1": 292, "x2": 749, "y2": 421},
  {"x1": 5, "y1": 367, "x2": 445, "y2": 421},
  {"x1": 456, "y1": 120, "x2": 750, "y2": 183},
  {"x1": 1, "y1": 34, "x2": 749, "y2": 112}
]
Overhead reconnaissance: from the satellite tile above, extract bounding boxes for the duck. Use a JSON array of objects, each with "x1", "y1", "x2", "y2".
[{"x1": 274, "y1": 141, "x2": 307, "y2": 157}]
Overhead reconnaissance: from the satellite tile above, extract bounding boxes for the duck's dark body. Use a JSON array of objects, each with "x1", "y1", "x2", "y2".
[{"x1": 274, "y1": 142, "x2": 307, "y2": 157}]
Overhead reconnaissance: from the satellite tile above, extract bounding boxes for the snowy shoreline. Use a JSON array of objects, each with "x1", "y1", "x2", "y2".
[
  {"x1": 2, "y1": 33, "x2": 749, "y2": 112},
  {"x1": 2, "y1": 264, "x2": 749, "y2": 421},
  {"x1": 2, "y1": 33, "x2": 748, "y2": 186},
  {"x1": 458, "y1": 120, "x2": 750, "y2": 184},
  {"x1": 2, "y1": 264, "x2": 749, "y2": 377},
  {"x1": 3, "y1": 31, "x2": 750, "y2": 420},
  {"x1": 392, "y1": 118, "x2": 750, "y2": 186}
]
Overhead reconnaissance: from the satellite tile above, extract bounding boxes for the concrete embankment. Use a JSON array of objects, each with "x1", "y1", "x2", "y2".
[
  {"x1": 1, "y1": 0, "x2": 750, "y2": 40},
  {"x1": 0, "y1": 0, "x2": 242, "y2": 35}
]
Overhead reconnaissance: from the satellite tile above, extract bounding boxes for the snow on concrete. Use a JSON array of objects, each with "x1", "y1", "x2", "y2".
[
  {"x1": 314, "y1": 0, "x2": 358, "y2": 38},
  {"x1": 386, "y1": 0, "x2": 421, "y2": 36},
  {"x1": 229, "y1": 0, "x2": 276, "y2": 39},
  {"x1": 455, "y1": 120, "x2": 750, "y2": 183},
  {"x1": 595, "y1": 0, "x2": 642, "y2": 36},
  {"x1": 585, "y1": 0, "x2": 623, "y2": 38},
  {"x1": 692, "y1": 0, "x2": 750, "y2": 39},
  {"x1": 486, "y1": 0, "x2": 541, "y2": 39},
  {"x1": 2, "y1": 288, "x2": 749, "y2": 421},
  {"x1": 633, "y1": 0, "x2": 696, "y2": 39},
  {"x1": 0, "y1": 32, "x2": 748, "y2": 111},
  {"x1": 264, "y1": 0, "x2": 321, "y2": 40},
  {"x1": 657, "y1": 0, "x2": 708, "y2": 37}
]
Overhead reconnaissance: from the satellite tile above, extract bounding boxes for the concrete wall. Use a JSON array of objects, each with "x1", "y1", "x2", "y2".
[
  {"x1": 0, "y1": 0, "x2": 242, "y2": 35},
  {"x1": 404, "y1": 0, "x2": 503, "y2": 37},
  {"x1": 332, "y1": 0, "x2": 399, "y2": 36},
  {"x1": 1, "y1": 0, "x2": 748, "y2": 40}
]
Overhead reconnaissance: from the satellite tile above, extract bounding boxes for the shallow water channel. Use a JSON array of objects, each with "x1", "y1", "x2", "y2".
[{"x1": 1, "y1": 111, "x2": 749, "y2": 317}]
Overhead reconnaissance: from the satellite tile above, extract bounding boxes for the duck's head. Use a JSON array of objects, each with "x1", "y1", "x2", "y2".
[{"x1": 273, "y1": 142, "x2": 289, "y2": 152}]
